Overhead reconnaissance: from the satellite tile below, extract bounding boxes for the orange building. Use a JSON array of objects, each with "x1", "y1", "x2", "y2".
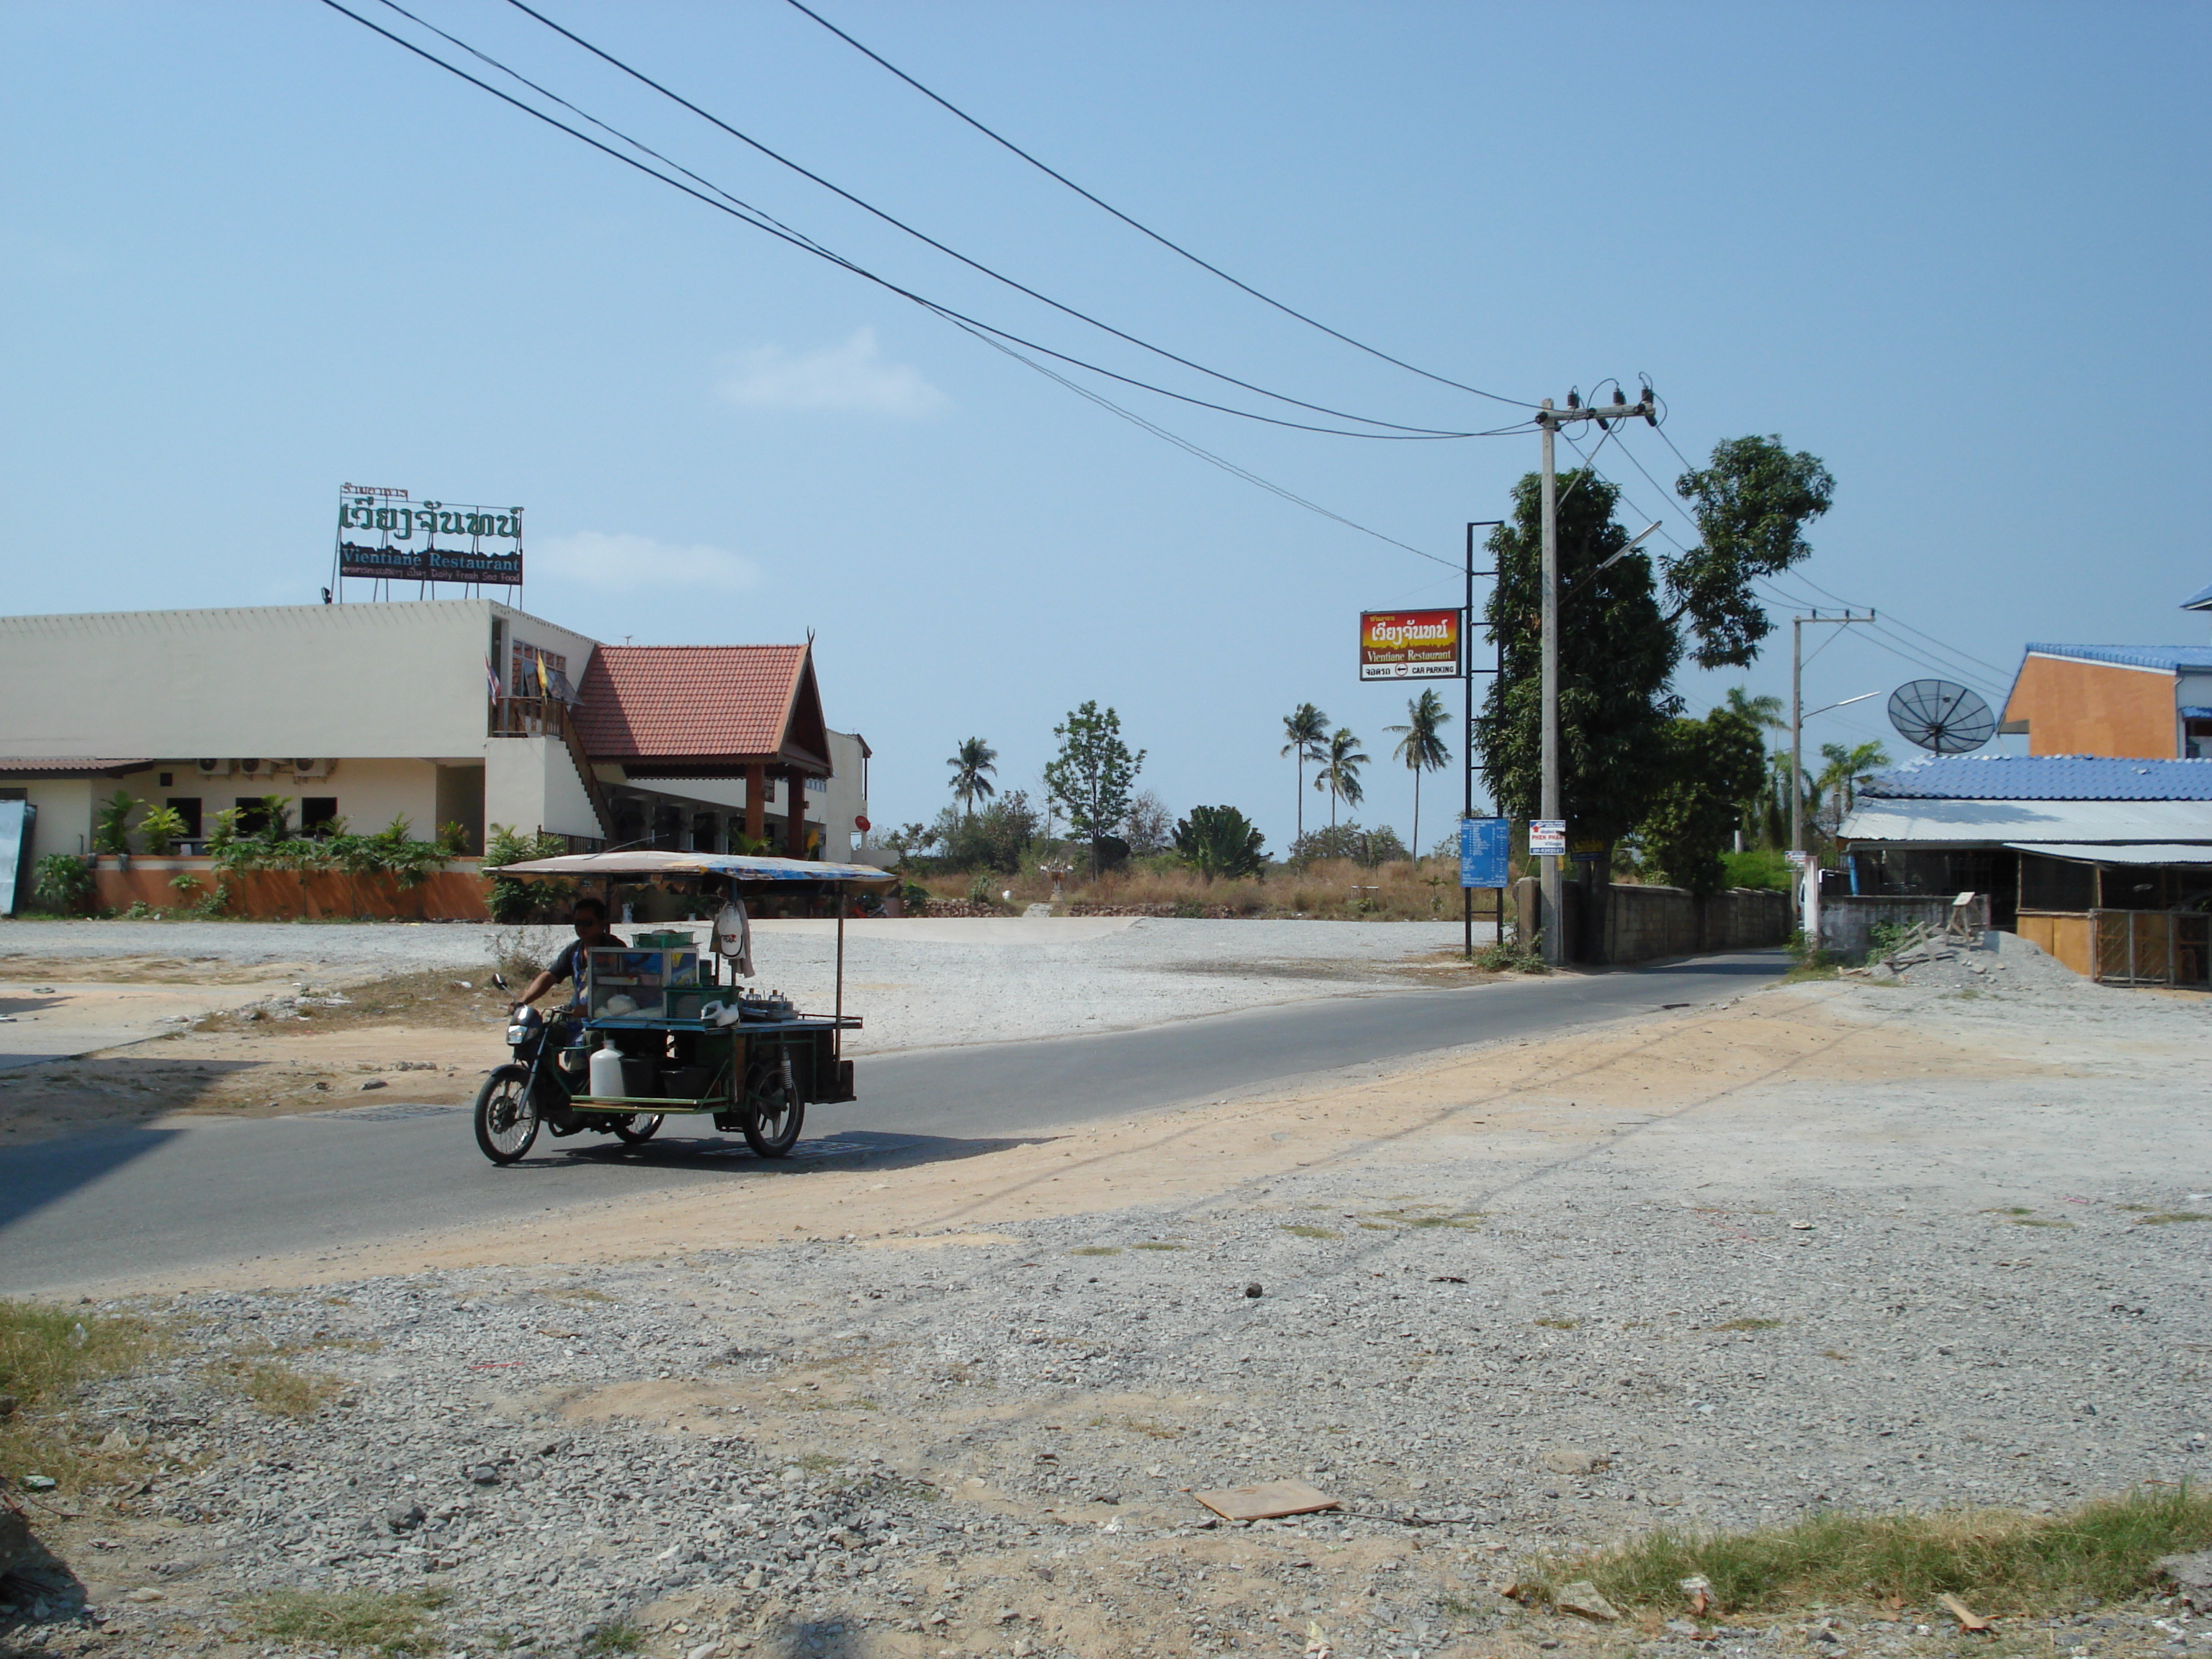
[{"x1": 2001, "y1": 644, "x2": 2212, "y2": 759}]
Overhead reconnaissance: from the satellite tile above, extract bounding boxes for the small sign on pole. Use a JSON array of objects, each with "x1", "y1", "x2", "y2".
[
  {"x1": 1529, "y1": 819, "x2": 1567, "y2": 858},
  {"x1": 1459, "y1": 817, "x2": 1509, "y2": 889},
  {"x1": 1784, "y1": 850, "x2": 1809, "y2": 868}
]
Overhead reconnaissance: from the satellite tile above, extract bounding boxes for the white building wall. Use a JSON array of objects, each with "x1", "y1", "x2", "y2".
[
  {"x1": 487, "y1": 738, "x2": 602, "y2": 842},
  {"x1": 0, "y1": 601, "x2": 605, "y2": 763},
  {"x1": 9, "y1": 779, "x2": 94, "y2": 863},
  {"x1": 99, "y1": 759, "x2": 446, "y2": 848}
]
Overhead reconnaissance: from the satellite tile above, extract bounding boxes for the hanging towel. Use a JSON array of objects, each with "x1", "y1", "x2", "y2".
[{"x1": 713, "y1": 900, "x2": 755, "y2": 979}]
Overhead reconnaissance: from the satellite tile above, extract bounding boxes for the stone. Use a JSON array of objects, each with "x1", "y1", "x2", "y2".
[
  {"x1": 97, "y1": 1428, "x2": 132, "y2": 1454},
  {"x1": 1541, "y1": 1448, "x2": 1607, "y2": 1476},
  {"x1": 1554, "y1": 1580, "x2": 1622, "y2": 1622},
  {"x1": 468, "y1": 1464, "x2": 500, "y2": 1485},
  {"x1": 2158, "y1": 1550, "x2": 2212, "y2": 1611},
  {"x1": 1245, "y1": 1283, "x2": 1264, "y2": 1298},
  {"x1": 386, "y1": 1501, "x2": 427, "y2": 1532},
  {"x1": 125, "y1": 1588, "x2": 166, "y2": 1604},
  {"x1": 358, "y1": 1078, "x2": 387, "y2": 1092}
]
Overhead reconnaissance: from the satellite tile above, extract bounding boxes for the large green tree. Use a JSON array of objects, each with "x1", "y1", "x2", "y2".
[
  {"x1": 1634, "y1": 709, "x2": 1769, "y2": 896},
  {"x1": 945, "y1": 737, "x2": 998, "y2": 820},
  {"x1": 1477, "y1": 436, "x2": 1833, "y2": 857},
  {"x1": 1174, "y1": 805, "x2": 1267, "y2": 881},
  {"x1": 1044, "y1": 701, "x2": 1146, "y2": 873}
]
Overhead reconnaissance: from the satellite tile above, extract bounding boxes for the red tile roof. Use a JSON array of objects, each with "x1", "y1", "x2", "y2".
[{"x1": 573, "y1": 645, "x2": 829, "y2": 769}]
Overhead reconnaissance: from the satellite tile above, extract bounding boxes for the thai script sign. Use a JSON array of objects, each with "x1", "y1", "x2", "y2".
[
  {"x1": 1359, "y1": 608, "x2": 1461, "y2": 680},
  {"x1": 337, "y1": 485, "x2": 523, "y2": 585},
  {"x1": 1529, "y1": 819, "x2": 1567, "y2": 857}
]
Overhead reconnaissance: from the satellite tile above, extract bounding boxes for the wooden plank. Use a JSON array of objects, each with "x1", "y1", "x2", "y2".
[{"x1": 1190, "y1": 1480, "x2": 1339, "y2": 1521}]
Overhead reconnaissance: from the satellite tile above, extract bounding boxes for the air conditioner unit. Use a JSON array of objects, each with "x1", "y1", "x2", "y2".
[
  {"x1": 234, "y1": 757, "x2": 273, "y2": 778},
  {"x1": 289, "y1": 758, "x2": 334, "y2": 781},
  {"x1": 195, "y1": 758, "x2": 233, "y2": 778}
]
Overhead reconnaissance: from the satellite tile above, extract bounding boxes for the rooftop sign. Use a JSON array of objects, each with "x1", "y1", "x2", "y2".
[{"x1": 336, "y1": 484, "x2": 523, "y2": 587}]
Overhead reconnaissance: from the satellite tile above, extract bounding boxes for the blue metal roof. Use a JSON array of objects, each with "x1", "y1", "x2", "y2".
[
  {"x1": 2023, "y1": 642, "x2": 2212, "y2": 673},
  {"x1": 1863, "y1": 755, "x2": 2212, "y2": 801},
  {"x1": 2182, "y1": 581, "x2": 2212, "y2": 611}
]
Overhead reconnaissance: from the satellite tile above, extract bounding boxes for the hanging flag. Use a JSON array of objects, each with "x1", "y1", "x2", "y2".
[
  {"x1": 485, "y1": 657, "x2": 501, "y2": 700},
  {"x1": 534, "y1": 654, "x2": 549, "y2": 698}
]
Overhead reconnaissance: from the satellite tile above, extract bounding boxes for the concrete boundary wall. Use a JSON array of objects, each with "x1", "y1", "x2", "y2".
[{"x1": 1516, "y1": 878, "x2": 1790, "y2": 964}]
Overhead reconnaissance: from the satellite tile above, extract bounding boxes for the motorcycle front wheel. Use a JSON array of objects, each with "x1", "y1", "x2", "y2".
[{"x1": 474, "y1": 1065, "x2": 539, "y2": 1164}]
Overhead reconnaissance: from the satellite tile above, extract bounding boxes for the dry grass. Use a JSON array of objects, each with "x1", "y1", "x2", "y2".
[
  {"x1": 239, "y1": 1586, "x2": 449, "y2": 1656},
  {"x1": 1524, "y1": 1485, "x2": 2212, "y2": 1617},
  {"x1": 212, "y1": 1355, "x2": 343, "y2": 1418},
  {"x1": 0, "y1": 1298, "x2": 161, "y2": 1492},
  {"x1": 919, "y1": 856, "x2": 1509, "y2": 923},
  {"x1": 199, "y1": 967, "x2": 511, "y2": 1037}
]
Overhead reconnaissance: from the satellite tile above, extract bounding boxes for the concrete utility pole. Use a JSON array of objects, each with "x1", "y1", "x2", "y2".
[
  {"x1": 1789, "y1": 610, "x2": 1878, "y2": 855},
  {"x1": 1534, "y1": 392, "x2": 1653, "y2": 965}
]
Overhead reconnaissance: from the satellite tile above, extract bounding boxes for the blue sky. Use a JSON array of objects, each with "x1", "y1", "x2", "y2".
[{"x1": 4, "y1": 1, "x2": 2207, "y2": 850}]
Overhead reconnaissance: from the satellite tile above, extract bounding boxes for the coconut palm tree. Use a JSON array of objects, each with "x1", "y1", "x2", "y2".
[
  {"x1": 1316, "y1": 728, "x2": 1368, "y2": 827},
  {"x1": 1280, "y1": 703, "x2": 1328, "y2": 842},
  {"x1": 1385, "y1": 689, "x2": 1452, "y2": 866},
  {"x1": 946, "y1": 737, "x2": 998, "y2": 821},
  {"x1": 1816, "y1": 739, "x2": 1892, "y2": 832},
  {"x1": 1724, "y1": 686, "x2": 1787, "y2": 732}
]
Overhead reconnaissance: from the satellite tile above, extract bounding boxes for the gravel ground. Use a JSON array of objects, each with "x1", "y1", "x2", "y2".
[
  {"x1": 4, "y1": 961, "x2": 2208, "y2": 1658},
  {"x1": 0, "y1": 919, "x2": 1478, "y2": 1055}
]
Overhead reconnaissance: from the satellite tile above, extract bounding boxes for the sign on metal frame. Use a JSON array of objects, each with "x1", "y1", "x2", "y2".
[
  {"x1": 1359, "y1": 608, "x2": 1462, "y2": 680},
  {"x1": 1529, "y1": 819, "x2": 1568, "y2": 858},
  {"x1": 335, "y1": 484, "x2": 523, "y2": 588},
  {"x1": 1459, "y1": 816, "x2": 1510, "y2": 889}
]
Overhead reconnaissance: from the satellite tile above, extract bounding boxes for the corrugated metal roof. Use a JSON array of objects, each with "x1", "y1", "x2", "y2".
[
  {"x1": 572, "y1": 644, "x2": 814, "y2": 763},
  {"x1": 2003, "y1": 842, "x2": 2212, "y2": 866},
  {"x1": 2182, "y1": 582, "x2": 2212, "y2": 611},
  {"x1": 1840, "y1": 799, "x2": 2212, "y2": 843},
  {"x1": 2022, "y1": 642, "x2": 2212, "y2": 673},
  {"x1": 0, "y1": 757, "x2": 154, "y2": 775},
  {"x1": 1863, "y1": 755, "x2": 2212, "y2": 801}
]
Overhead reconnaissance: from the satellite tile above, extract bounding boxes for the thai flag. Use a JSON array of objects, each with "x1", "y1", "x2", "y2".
[{"x1": 485, "y1": 657, "x2": 501, "y2": 699}]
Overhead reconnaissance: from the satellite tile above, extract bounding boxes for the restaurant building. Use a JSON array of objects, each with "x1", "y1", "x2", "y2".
[{"x1": 0, "y1": 601, "x2": 871, "y2": 904}]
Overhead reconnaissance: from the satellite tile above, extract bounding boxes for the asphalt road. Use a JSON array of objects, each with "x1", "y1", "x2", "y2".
[{"x1": 0, "y1": 951, "x2": 1781, "y2": 1292}]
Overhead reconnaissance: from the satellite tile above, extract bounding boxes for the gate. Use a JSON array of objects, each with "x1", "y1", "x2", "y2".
[{"x1": 2090, "y1": 909, "x2": 2211, "y2": 987}]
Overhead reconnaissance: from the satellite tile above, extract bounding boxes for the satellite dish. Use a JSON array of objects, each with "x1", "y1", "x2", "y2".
[{"x1": 1887, "y1": 680, "x2": 1995, "y2": 753}]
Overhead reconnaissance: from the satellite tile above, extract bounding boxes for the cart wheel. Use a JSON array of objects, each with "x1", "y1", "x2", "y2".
[
  {"x1": 743, "y1": 1065, "x2": 804, "y2": 1159},
  {"x1": 611, "y1": 1113, "x2": 663, "y2": 1145},
  {"x1": 473, "y1": 1066, "x2": 539, "y2": 1164}
]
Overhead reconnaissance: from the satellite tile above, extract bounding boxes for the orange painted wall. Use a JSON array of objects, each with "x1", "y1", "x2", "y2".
[
  {"x1": 2003, "y1": 655, "x2": 2175, "y2": 757},
  {"x1": 91, "y1": 858, "x2": 490, "y2": 920}
]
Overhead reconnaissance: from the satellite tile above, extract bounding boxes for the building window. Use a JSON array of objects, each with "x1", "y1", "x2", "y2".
[
  {"x1": 235, "y1": 796, "x2": 284, "y2": 835},
  {"x1": 167, "y1": 798, "x2": 203, "y2": 840},
  {"x1": 301, "y1": 798, "x2": 340, "y2": 837},
  {"x1": 511, "y1": 641, "x2": 569, "y2": 701},
  {"x1": 806, "y1": 775, "x2": 827, "y2": 793},
  {"x1": 691, "y1": 812, "x2": 718, "y2": 852},
  {"x1": 2186, "y1": 719, "x2": 2212, "y2": 758},
  {"x1": 158, "y1": 771, "x2": 174, "y2": 788}
]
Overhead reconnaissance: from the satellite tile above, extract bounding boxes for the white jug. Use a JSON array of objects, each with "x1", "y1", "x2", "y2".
[{"x1": 588, "y1": 1040, "x2": 626, "y2": 1099}]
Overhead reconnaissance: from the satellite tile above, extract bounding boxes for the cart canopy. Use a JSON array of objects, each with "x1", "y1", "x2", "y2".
[{"x1": 487, "y1": 850, "x2": 896, "y2": 890}]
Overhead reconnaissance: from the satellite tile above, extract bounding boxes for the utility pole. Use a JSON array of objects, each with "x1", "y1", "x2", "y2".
[
  {"x1": 1534, "y1": 391, "x2": 1654, "y2": 965},
  {"x1": 1463, "y1": 521, "x2": 1502, "y2": 958},
  {"x1": 1789, "y1": 610, "x2": 1878, "y2": 854}
]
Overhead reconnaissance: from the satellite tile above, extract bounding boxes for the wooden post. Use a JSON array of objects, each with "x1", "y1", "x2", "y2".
[
  {"x1": 784, "y1": 765, "x2": 804, "y2": 858},
  {"x1": 745, "y1": 763, "x2": 766, "y2": 845}
]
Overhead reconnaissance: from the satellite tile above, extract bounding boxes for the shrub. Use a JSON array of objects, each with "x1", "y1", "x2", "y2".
[
  {"x1": 1172, "y1": 805, "x2": 1267, "y2": 881},
  {"x1": 137, "y1": 803, "x2": 189, "y2": 856},
  {"x1": 92, "y1": 789, "x2": 138, "y2": 856},
  {"x1": 32, "y1": 853, "x2": 96, "y2": 914},
  {"x1": 1289, "y1": 822, "x2": 1406, "y2": 868},
  {"x1": 484, "y1": 824, "x2": 573, "y2": 922},
  {"x1": 1722, "y1": 847, "x2": 1793, "y2": 893}
]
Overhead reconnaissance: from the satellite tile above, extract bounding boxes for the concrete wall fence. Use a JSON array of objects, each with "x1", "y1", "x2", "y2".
[{"x1": 1514, "y1": 878, "x2": 1791, "y2": 965}]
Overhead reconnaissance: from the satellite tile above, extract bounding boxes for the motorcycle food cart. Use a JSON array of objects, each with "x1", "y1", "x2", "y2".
[{"x1": 471, "y1": 850, "x2": 896, "y2": 1166}]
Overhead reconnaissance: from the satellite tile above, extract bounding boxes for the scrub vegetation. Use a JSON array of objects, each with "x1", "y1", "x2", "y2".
[
  {"x1": 1524, "y1": 1485, "x2": 2212, "y2": 1617},
  {"x1": 0, "y1": 1298, "x2": 161, "y2": 1491}
]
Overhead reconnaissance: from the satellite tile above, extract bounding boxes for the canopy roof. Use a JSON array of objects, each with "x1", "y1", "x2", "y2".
[
  {"x1": 572, "y1": 644, "x2": 832, "y2": 778},
  {"x1": 2005, "y1": 842, "x2": 2212, "y2": 866},
  {"x1": 487, "y1": 850, "x2": 895, "y2": 889}
]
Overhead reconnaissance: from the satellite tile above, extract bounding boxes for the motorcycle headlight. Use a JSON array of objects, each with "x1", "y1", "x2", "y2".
[{"x1": 506, "y1": 1023, "x2": 531, "y2": 1045}]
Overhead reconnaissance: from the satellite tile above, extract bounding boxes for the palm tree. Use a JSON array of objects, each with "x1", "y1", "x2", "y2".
[
  {"x1": 1316, "y1": 727, "x2": 1368, "y2": 827},
  {"x1": 1816, "y1": 739, "x2": 1891, "y2": 832},
  {"x1": 1724, "y1": 686, "x2": 1786, "y2": 731},
  {"x1": 1385, "y1": 690, "x2": 1452, "y2": 866},
  {"x1": 946, "y1": 737, "x2": 998, "y2": 820},
  {"x1": 1280, "y1": 703, "x2": 1328, "y2": 842}
]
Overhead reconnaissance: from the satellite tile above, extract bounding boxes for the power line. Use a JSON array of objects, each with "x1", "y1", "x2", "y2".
[
  {"x1": 320, "y1": 0, "x2": 1524, "y2": 442},
  {"x1": 943, "y1": 313, "x2": 1457, "y2": 568},
  {"x1": 778, "y1": 0, "x2": 1540, "y2": 412},
  {"x1": 498, "y1": 0, "x2": 1494, "y2": 439}
]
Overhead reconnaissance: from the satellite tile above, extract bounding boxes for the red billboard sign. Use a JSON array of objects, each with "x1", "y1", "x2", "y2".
[{"x1": 1359, "y1": 609, "x2": 1462, "y2": 680}]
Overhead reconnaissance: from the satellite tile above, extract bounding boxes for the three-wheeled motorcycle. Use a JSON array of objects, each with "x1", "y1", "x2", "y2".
[{"x1": 470, "y1": 850, "x2": 894, "y2": 1166}]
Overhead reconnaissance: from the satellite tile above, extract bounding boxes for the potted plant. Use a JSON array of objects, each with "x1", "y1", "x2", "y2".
[{"x1": 94, "y1": 789, "x2": 138, "y2": 869}]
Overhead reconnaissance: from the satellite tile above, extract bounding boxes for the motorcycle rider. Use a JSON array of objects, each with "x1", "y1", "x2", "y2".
[{"x1": 510, "y1": 896, "x2": 624, "y2": 1046}]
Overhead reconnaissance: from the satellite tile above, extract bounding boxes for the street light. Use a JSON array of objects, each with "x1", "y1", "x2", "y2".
[{"x1": 1802, "y1": 690, "x2": 1879, "y2": 721}]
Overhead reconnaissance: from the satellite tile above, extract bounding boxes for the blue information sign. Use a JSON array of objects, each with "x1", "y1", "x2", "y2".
[{"x1": 1459, "y1": 817, "x2": 1509, "y2": 889}]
